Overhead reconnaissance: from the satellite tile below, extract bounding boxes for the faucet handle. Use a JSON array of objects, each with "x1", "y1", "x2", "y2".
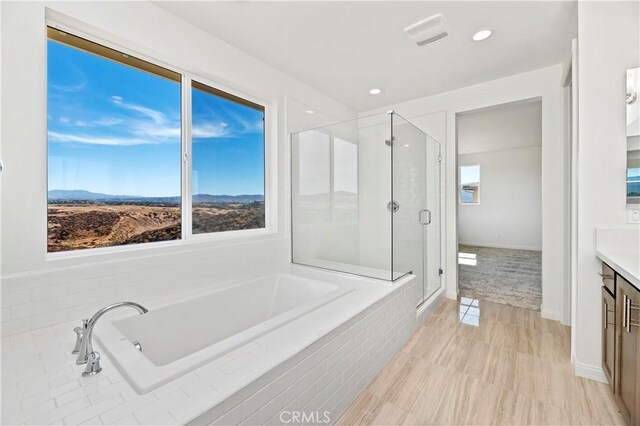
[
  {"x1": 71, "y1": 326, "x2": 83, "y2": 354},
  {"x1": 75, "y1": 319, "x2": 91, "y2": 365},
  {"x1": 74, "y1": 304, "x2": 147, "y2": 377},
  {"x1": 82, "y1": 351, "x2": 102, "y2": 376}
]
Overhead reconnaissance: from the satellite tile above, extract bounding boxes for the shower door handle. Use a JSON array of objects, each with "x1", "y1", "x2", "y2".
[{"x1": 419, "y1": 209, "x2": 431, "y2": 225}]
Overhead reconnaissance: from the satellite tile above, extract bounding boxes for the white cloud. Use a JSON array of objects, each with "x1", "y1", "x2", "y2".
[
  {"x1": 50, "y1": 97, "x2": 240, "y2": 146},
  {"x1": 227, "y1": 111, "x2": 264, "y2": 134},
  {"x1": 94, "y1": 117, "x2": 123, "y2": 126},
  {"x1": 111, "y1": 96, "x2": 232, "y2": 140},
  {"x1": 128, "y1": 122, "x2": 230, "y2": 139},
  {"x1": 133, "y1": 123, "x2": 181, "y2": 139},
  {"x1": 59, "y1": 117, "x2": 70, "y2": 124},
  {"x1": 111, "y1": 96, "x2": 165, "y2": 124},
  {"x1": 192, "y1": 123, "x2": 230, "y2": 138},
  {"x1": 51, "y1": 80, "x2": 87, "y2": 93},
  {"x1": 50, "y1": 67, "x2": 87, "y2": 93},
  {"x1": 48, "y1": 131, "x2": 154, "y2": 146}
]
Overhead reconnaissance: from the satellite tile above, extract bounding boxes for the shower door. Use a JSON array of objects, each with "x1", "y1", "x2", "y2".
[
  {"x1": 422, "y1": 136, "x2": 442, "y2": 304},
  {"x1": 392, "y1": 113, "x2": 441, "y2": 306}
]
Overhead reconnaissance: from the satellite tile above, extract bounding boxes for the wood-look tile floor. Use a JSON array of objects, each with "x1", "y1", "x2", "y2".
[{"x1": 337, "y1": 298, "x2": 624, "y2": 426}]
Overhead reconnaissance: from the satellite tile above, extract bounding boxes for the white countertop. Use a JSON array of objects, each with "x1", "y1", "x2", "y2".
[{"x1": 596, "y1": 228, "x2": 640, "y2": 288}]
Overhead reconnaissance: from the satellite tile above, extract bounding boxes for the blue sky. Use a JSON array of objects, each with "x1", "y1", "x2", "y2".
[
  {"x1": 459, "y1": 165, "x2": 480, "y2": 185},
  {"x1": 47, "y1": 40, "x2": 264, "y2": 197}
]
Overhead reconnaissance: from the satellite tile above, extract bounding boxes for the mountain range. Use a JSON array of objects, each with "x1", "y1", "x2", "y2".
[{"x1": 48, "y1": 190, "x2": 264, "y2": 203}]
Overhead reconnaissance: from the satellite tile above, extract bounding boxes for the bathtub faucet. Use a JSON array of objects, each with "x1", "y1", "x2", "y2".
[{"x1": 74, "y1": 302, "x2": 149, "y2": 376}]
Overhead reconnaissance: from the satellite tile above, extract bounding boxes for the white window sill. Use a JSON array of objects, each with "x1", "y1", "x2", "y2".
[{"x1": 45, "y1": 227, "x2": 278, "y2": 261}]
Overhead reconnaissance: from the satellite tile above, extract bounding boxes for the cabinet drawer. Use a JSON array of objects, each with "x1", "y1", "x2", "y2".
[{"x1": 602, "y1": 263, "x2": 616, "y2": 295}]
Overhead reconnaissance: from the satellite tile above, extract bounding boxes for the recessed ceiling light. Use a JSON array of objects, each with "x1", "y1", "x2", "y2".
[
  {"x1": 306, "y1": 110, "x2": 314, "y2": 114},
  {"x1": 369, "y1": 88, "x2": 382, "y2": 95},
  {"x1": 472, "y1": 29, "x2": 493, "y2": 41}
]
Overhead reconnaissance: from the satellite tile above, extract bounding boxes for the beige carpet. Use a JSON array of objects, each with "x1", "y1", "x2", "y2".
[{"x1": 458, "y1": 244, "x2": 542, "y2": 310}]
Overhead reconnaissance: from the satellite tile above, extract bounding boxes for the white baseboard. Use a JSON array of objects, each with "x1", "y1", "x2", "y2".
[
  {"x1": 540, "y1": 307, "x2": 561, "y2": 321},
  {"x1": 574, "y1": 361, "x2": 608, "y2": 384},
  {"x1": 446, "y1": 289, "x2": 458, "y2": 300},
  {"x1": 458, "y1": 241, "x2": 542, "y2": 251}
]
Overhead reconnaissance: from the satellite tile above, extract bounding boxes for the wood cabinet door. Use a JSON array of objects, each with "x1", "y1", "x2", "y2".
[
  {"x1": 603, "y1": 263, "x2": 616, "y2": 295},
  {"x1": 603, "y1": 287, "x2": 616, "y2": 389},
  {"x1": 615, "y1": 276, "x2": 639, "y2": 425}
]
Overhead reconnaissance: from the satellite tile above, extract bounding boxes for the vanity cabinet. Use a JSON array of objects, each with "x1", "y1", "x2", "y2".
[
  {"x1": 600, "y1": 262, "x2": 640, "y2": 425},
  {"x1": 615, "y1": 274, "x2": 640, "y2": 425}
]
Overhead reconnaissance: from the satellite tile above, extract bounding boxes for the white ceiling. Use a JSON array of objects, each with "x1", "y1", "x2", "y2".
[
  {"x1": 458, "y1": 100, "x2": 542, "y2": 154},
  {"x1": 156, "y1": 1, "x2": 576, "y2": 112}
]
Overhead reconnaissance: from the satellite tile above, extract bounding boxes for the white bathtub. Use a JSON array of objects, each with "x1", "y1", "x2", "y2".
[{"x1": 94, "y1": 273, "x2": 354, "y2": 394}]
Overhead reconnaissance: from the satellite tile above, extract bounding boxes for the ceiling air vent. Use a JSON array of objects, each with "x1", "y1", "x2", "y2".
[{"x1": 404, "y1": 14, "x2": 451, "y2": 46}]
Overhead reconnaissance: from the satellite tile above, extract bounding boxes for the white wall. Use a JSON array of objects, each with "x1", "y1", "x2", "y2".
[
  {"x1": 457, "y1": 101, "x2": 543, "y2": 154},
  {"x1": 573, "y1": 1, "x2": 640, "y2": 381},
  {"x1": 457, "y1": 102, "x2": 542, "y2": 251},
  {"x1": 459, "y1": 147, "x2": 542, "y2": 250},
  {"x1": 0, "y1": 1, "x2": 355, "y2": 335},
  {"x1": 0, "y1": 1, "x2": 3, "y2": 285},
  {"x1": 362, "y1": 64, "x2": 566, "y2": 321}
]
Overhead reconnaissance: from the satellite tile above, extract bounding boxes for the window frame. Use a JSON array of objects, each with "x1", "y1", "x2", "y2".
[
  {"x1": 187, "y1": 77, "x2": 269, "y2": 241},
  {"x1": 45, "y1": 21, "x2": 274, "y2": 259},
  {"x1": 459, "y1": 164, "x2": 480, "y2": 205}
]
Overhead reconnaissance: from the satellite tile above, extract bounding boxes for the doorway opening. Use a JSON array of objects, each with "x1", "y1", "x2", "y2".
[{"x1": 456, "y1": 100, "x2": 543, "y2": 310}]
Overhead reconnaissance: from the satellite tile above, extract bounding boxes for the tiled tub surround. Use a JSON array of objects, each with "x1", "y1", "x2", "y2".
[
  {"x1": 1, "y1": 238, "x2": 287, "y2": 337},
  {"x1": 1, "y1": 267, "x2": 434, "y2": 425}
]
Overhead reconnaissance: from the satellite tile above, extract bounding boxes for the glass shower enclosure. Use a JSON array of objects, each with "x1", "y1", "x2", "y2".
[{"x1": 290, "y1": 111, "x2": 441, "y2": 306}]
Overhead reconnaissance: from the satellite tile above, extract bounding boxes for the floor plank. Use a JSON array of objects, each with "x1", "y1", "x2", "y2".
[{"x1": 338, "y1": 298, "x2": 624, "y2": 425}]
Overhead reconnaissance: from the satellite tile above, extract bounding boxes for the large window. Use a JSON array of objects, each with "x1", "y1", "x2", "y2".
[
  {"x1": 191, "y1": 81, "x2": 265, "y2": 234},
  {"x1": 47, "y1": 27, "x2": 266, "y2": 253},
  {"x1": 459, "y1": 165, "x2": 480, "y2": 204}
]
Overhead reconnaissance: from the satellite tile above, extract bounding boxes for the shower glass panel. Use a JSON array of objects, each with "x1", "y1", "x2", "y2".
[
  {"x1": 291, "y1": 111, "x2": 441, "y2": 299},
  {"x1": 391, "y1": 114, "x2": 427, "y2": 291},
  {"x1": 291, "y1": 113, "x2": 395, "y2": 280}
]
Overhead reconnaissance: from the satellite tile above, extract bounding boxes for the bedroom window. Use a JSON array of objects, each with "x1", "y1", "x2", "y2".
[
  {"x1": 628, "y1": 167, "x2": 640, "y2": 199},
  {"x1": 459, "y1": 165, "x2": 480, "y2": 204},
  {"x1": 47, "y1": 26, "x2": 267, "y2": 253}
]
